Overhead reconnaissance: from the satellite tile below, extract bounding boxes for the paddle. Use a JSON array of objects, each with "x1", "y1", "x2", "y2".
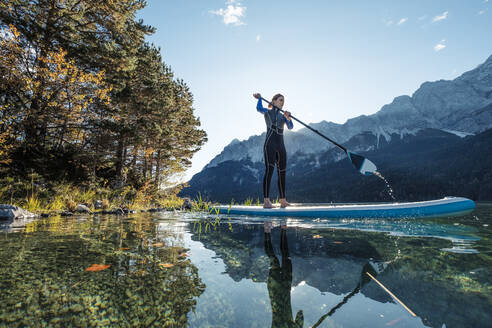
[{"x1": 259, "y1": 96, "x2": 377, "y2": 176}]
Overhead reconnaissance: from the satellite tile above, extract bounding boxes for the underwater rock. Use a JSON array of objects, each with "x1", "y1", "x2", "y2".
[{"x1": 0, "y1": 205, "x2": 37, "y2": 220}]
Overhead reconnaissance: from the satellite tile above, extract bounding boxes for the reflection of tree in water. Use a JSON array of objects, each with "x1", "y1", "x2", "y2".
[{"x1": 0, "y1": 215, "x2": 205, "y2": 327}]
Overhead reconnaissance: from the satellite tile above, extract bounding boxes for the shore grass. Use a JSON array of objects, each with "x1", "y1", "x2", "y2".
[{"x1": 0, "y1": 177, "x2": 185, "y2": 214}]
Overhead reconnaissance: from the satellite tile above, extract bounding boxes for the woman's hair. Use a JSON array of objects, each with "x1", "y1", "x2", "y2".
[{"x1": 268, "y1": 93, "x2": 284, "y2": 108}]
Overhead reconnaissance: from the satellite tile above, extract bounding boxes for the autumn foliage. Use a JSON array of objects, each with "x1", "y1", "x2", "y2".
[{"x1": 0, "y1": 0, "x2": 206, "y2": 195}]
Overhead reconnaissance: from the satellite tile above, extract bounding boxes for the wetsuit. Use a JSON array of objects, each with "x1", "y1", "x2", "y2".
[{"x1": 257, "y1": 98, "x2": 293, "y2": 199}]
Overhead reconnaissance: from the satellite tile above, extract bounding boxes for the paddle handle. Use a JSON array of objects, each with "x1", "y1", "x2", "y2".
[{"x1": 259, "y1": 97, "x2": 348, "y2": 153}]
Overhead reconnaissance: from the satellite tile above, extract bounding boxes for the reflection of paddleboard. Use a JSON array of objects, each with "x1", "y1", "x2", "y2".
[{"x1": 211, "y1": 197, "x2": 475, "y2": 219}]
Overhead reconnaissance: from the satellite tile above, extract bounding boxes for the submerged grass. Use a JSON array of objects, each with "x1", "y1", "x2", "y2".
[{"x1": 0, "y1": 215, "x2": 206, "y2": 327}]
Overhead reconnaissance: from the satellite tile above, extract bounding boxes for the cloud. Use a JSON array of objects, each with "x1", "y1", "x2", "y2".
[
  {"x1": 397, "y1": 18, "x2": 408, "y2": 25},
  {"x1": 383, "y1": 19, "x2": 394, "y2": 26},
  {"x1": 478, "y1": 10, "x2": 485, "y2": 15},
  {"x1": 256, "y1": 35, "x2": 261, "y2": 42},
  {"x1": 434, "y1": 39, "x2": 446, "y2": 52},
  {"x1": 210, "y1": 0, "x2": 246, "y2": 26},
  {"x1": 432, "y1": 11, "x2": 448, "y2": 22}
]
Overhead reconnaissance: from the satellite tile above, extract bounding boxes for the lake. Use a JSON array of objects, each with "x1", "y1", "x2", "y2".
[{"x1": 0, "y1": 204, "x2": 491, "y2": 327}]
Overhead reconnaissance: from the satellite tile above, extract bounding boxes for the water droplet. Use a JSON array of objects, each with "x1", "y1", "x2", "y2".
[{"x1": 373, "y1": 171, "x2": 396, "y2": 200}]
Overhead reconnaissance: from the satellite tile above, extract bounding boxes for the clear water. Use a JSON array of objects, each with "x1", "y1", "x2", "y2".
[{"x1": 0, "y1": 204, "x2": 491, "y2": 327}]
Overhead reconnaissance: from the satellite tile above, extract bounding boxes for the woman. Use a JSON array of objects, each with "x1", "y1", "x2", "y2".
[{"x1": 253, "y1": 93, "x2": 293, "y2": 208}]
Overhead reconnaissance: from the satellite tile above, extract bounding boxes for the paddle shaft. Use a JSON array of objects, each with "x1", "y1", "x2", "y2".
[
  {"x1": 260, "y1": 97, "x2": 348, "y2": 153},
  {"x1": 366, "y1": 272, "x2": 416, "y2": 317}
]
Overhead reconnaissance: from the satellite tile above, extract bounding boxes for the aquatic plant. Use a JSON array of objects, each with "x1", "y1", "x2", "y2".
[
  {"x1": 192, "y1": 192, "x2": 213, "y2": 212},
  {"x1": 23, "y1": 194, "x2": 42, "y2": 213},
  {"x1": 192, "y1": 202, "x2": 235, "y2": 238}
]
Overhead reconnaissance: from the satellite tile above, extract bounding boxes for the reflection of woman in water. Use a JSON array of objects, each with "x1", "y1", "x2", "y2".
[
  {"x1": 263, "y1": 220, "x2": 406, "y2": 328},
  {"x1": 263, "y1": 222, "x2": 396, "y2": 328},
  {"x1": 264, "y1": 221, "x2": 304, "y2": 328}
]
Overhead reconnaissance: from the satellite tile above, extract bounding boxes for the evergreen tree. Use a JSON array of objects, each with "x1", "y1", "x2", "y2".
[{"x1": 0, "y1": 0, "x2": 207, "y2": 192}]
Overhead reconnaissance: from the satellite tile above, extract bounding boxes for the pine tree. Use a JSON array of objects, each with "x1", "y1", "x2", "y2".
[{"x1": 1, "y1": 0, "x2": 207, "y2": 191}]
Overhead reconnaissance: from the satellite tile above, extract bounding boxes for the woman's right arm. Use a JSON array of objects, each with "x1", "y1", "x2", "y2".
[
  {"x1": 254, "y1": 93, "x2": 267, "y2": 113},
  {"x1": 257, "y1": 98, "x2": 268, "y2": 113}
]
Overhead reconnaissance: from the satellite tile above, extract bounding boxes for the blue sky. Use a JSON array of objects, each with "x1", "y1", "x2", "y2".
[{"x1": 136, "y1": 0, "x2": 492, "y2": 182}]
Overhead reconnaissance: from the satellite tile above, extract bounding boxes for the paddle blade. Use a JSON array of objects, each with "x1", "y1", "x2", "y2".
[{"x1": 347, "y1": 152, "x2": 377, "y2": 176}]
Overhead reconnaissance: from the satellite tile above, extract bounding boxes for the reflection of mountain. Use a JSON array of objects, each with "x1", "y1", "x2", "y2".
[
  {"x1": 191, "y1": 223, "x2": 491, "y2": 328},
  {"x1": 191, "y1": 224, "x2": 393, "y2": 294}
]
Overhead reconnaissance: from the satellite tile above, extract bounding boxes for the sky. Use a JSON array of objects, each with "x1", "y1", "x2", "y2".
[{"x1": 135, "y1": 0, "x2": 492, "y2": 182}]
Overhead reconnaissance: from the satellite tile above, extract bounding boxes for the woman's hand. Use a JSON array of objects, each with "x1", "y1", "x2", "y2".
[
  {"x1": 253, "y1": 93, "x2": 261, "y2": 99},
  {"x1": 284, "y1": 111, "x2": 291, "y2": 120}
]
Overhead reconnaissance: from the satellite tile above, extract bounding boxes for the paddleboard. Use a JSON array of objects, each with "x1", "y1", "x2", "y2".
[{"x1": 210, "y1": 197, "x2": 475, "y2": 219}]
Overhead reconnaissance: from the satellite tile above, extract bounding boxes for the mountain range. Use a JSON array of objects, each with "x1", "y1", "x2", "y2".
[{"x1": 180, "y1": 55, "x2": 492, "y2": 202}]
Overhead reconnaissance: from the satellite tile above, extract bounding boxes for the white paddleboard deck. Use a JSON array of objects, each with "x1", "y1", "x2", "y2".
[{"x1": 210, "y1": 197, "x2": 475, "y2": 219}]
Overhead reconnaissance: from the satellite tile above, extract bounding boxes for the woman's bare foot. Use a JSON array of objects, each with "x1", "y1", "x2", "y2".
[
  {"x1": 279, "y1": 198, "x2": 291, "y2": 208},
  {"x1": 263, "y1": 198, "x2": 274, "y2": 209}
]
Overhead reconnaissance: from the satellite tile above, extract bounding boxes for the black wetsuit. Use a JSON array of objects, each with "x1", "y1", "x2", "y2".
[{"x1": 256, "y1": 98, "x2": 293, "y2": 199}]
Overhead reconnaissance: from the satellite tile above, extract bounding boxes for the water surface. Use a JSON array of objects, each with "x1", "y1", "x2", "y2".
[{"x1": 0, "y1": 204, "x2": 491, "y2": 327}]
